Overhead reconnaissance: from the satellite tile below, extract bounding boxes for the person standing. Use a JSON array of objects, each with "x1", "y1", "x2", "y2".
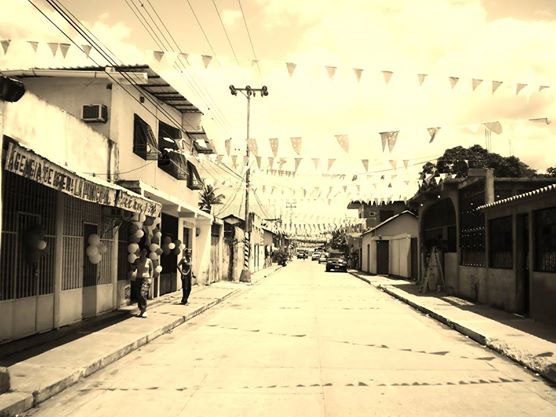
[
  {"x1": 177, "y1": 249, "x2": 193, "y2": 305},
  {"x1": 135, "y1": 248, "x2": 153, "y2": 318}
]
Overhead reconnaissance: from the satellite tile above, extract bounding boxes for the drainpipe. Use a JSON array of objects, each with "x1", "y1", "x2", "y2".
[{"x1": 106, "y1": 139, "x2": 114, "y2": 182}]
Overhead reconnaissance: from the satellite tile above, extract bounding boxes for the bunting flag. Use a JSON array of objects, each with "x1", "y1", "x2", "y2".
[
  {"x1": 82, "y1": 44, "x2": 92, "y2": 58},
  {"x1": 59, "y1": 43, "x2": 70, "y2": 58},
  {"x1": 327, "y1": 159, "x2": 335, "y2": 171},
  {"x1": 472, "y1": 78, "x2": 483, "y2": 91},
  {"x1": 286, "y1": 62, "x2": 296, "y2": 77},
  {"x1": 269, "y1": 138, "x2": 279, "y2": 157},
  {"x1": 202, "y1": 55, "x2": 212, "y2": 68},
  {"x1": 1, "y1": 40, "x2": 11, "y2": 54},
  {"x1": 312, "y1": 158, "x2": 320, "y2": 170},
  {"x1": 179, "y1": 52, "x2": 189, "y2": 62},
  {"x1": 492, "y1": 80, "x2": 503, "y2": 93},
  {"x1": 361, "y1": 159, "x2": 369, "y2": 172},
  {"x1": 153, "y1": 50, "x2": 164, "y2": 62},
  {"x1": 28, "y1": 41, "x2": 39, "y2": 52},
  {"x1": 335, "y1": 134, "x2": 349, "y2": 153},
  {"x1": 380, "y1": 131, "x2": 399, "y2": 152},
  {"x1": 417, "y1": 73, "x2": 427, "y2": 86},
  {"x1": 225, "y1": 138, "x2": 232, "y2": 156},
  {"x1": 216, "y1": 154, "x2": 224, "y2": 163},
  {"x1": 353, "y1": 68, "x2": 363, "y2": 81},
  {"x1": 403, "y1": 159, "x2": 409, "y2": 169},
  {"x1": 529, "y1": 117, "x2": 551, "y2": 124},
  {"x1": 290, "y1": 137, "x2": 302, "y2": 155},
  {"x1": 231, "y1": 155, "x2": 238, "y2": 169},
  {"x1": 539, "y1": 85, "x2": 550, "y2": 92},
  {"x1": 47, "y1": 42, "x2": 58, "y2": 57},
  {"x1": 449, "y1": 76, "x2": 459, "y2": 89},
  {"x1": 247, "y1": 138, "x2": 258, "y2": 155},
  {"x1": 389, "y1": 160, "x2": 397, "y2": 170},
  {"x1": 256, "y1": 156, "x2": 262, "y2": 169},
  {"x1": 294, "y1": 158, "x2": 302, "y2": 173},
  {"x1": 268, "y1": 157, "x2": 274, "y2": 169},
  {"x1": 483, "y1": 121, "x2": 503, "y2": 134},
  {"x1": 325, "y1": 65, "x2": 337, "y2": 79},
  {"x1": 278, "y1": 158, "x2": 287, "y2": 169},
  {"x1": 516, "y1": 83, "x2": 527, "y2": 95},
  {"x1": 427, "y1": 127, "x2": 441, "y2": 143},
  {"x1": 251, "y1": 59, "x2": 258, "y2": 66},
  {"x1": 382, "y1": 70, "x2": 393, "y2": 84}
]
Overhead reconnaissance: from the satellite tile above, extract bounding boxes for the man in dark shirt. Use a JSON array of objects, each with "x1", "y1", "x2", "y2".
[{"x1": 177, "y1": 249, "x2": 193, "y2": 305}]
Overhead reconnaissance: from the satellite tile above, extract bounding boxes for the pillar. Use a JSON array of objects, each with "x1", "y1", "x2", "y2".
[{"x1": 53, "y1": 192, "x2": 64, "y2": 328}]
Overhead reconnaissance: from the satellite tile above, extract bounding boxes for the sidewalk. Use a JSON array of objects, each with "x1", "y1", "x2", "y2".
[
  {"x1": 0, "y1": 265, "x2": 281, "y2": 416},
  {"x1": 348, "y1": 270, "x2": 556, "y2": 384}
]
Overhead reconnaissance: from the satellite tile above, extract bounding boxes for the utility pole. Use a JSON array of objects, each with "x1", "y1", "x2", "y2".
[{"x1": 229, "y1": 85, "x2": 269, "y2": 283}]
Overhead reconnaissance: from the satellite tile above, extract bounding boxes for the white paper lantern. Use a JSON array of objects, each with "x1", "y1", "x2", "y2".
[
  {"x1": 37, "y1": 240, "x2": 47, "y2": 251},
  {"x1": 128, "y1": 253, "x2": 137, "y2": 263},
  {"x1": 149, "y1": 252, "x2": 158, "y2": 261},
  {"x1": 179, "y1": 243, "x2": 186, "y2": 251},
  {"x1": 87, "y1": 234, "x2": 101, "y2": 246},
  {"x1": 135, "y1": 229, "x2": 144, "y2": 239},
  {"x1": 168, "y1": 242, "x2": 176, "y2": 250},
  {"x1": 89, "y1": 254, "x2": 102, "y2": 264},
  {"x1": 86, "y1": 245, "x2": 99, "y2": 258},
  {"x1": 155, "y1": 231, "x2": 162, "y2": 239},
  {"x1": 149, "y1": 243, "x2": 159, "y2": 252},
  {"x1": 155, "y1": 265, "x2": 163, "y2": 273},
  {"x1": 132, "y1": 221, "x2": 143, "y2": 229},
  {"x1": 139, "y1": 214, "x2": 147, "y2": 223},
  {"x1": 127, "y1": 243, "x2": 139, "y2": 253}
]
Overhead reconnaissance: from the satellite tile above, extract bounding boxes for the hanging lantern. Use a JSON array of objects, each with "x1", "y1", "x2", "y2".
[
  {"x1": 139, "y1": 214, "x2": 147, "y2": 223},
  {"x1": 155, "y1": 265, "x2": 163, "y2": 273},
  {"x1": 149, "y1": 252, "x2": 159, "y2": 261},
  {"x1": 168, "y1": 242, "x2": 176, "y2": 250},
  {"x1": 89, "y1": 254, "x2": 102, "y2": 265},
  {"x1": 86, "y1": 245, "x2": 99, "y2": 258},
  {"x1": 37, "y1": 240, "x2": 47, "y2": 251},
  {"x1": 135, "y1": 229, "x2": 145, "y2": 239},
  {"x1": 149, "y1": 243, "x2": 159, "y2": 252},
  {"x1": 127, "y1": 243, "x2": 139, "y2": 253},
  {"x1": 128, "y1": 253, "x2": 138, "y2": 263},
  {"x1": 87, "y1": 234, "x2": 101, "y2": 246}
]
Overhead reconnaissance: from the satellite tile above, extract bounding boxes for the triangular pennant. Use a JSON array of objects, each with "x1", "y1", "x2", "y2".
[
  {"x1": 449, "y1": 76, "x2": 459, "y2": 89},
  {"x1": 380, "y1": 131, "x2": 399, "y2": 152},
  {"x1": 225, "y1": 138, "x2": 232, "y2": 156},
  {"x1": 81, "y1": 44, "x2": 92, "y2": 58},
  {"x1": 28, "y1": 41, "x2": 39, "y2": 52},
  {"x1": 427, "y1": 127, "x2": 441, "y2": 143},
  {"x1": 483, "y1": 121, "x2": 503, "y2": 135},
  {"x1": 231, "y1": 155, "x2": 238, "y2": 169},
  {"x1": 472, "y1": 78, "x2": 483, "y2": 91},
  {"x1": 361, "y1": 159, "x2": 369, "y2": 172},
  {"x1": 312, "y1": 158, "x2": 320, "y2": 170},
  {"x1": 47, "y1": 42, "x2": 59, "y2": 57},
  {"x1": 389, "y1": 160, "x2": 397, "y2": 170},
  {"x1": 327, "y1": 159, "x2": 335, "y2": 171},
  {"x1": 492, "y1": 80, "x2": 503, "y2": 94},
  {"x1": 247, "y1": 138, "x2": 258, "y2": 155},
  {"x1": 202, "y1": 55, "x2": 212, "y2": 68},
  {"x1": 417, "y1": 73, "x2": 427, "y2": 86},
  {"x1": 216, "y1": 154, "x2": 224, "y2": 163},
  {"x1": 529, "y1": 117, "x2": 551, "y2": 125},
  {"x1": 290, "y1": 137, "x2": 302, "y2": 155},
  {"x1": 269, "y1": 138, "x2": 279, "y2": 157},
  {"x1": 516, "y1": 83, "x2": 527, "y2": 95},
  {"x1": 278, "y1": 158, "x2": 287, "y2": 169},
  {"x1": 539, "y1": 85, "x2": 550, "y2": 92},
  {"x1": 335, "y1": 134, "x2": 349, "y2": 153},
  {"x1": 59, "y1": 43, "x2": 70, "y2": 58},
  {"x1": 268, "y1": 156, "x2": 274, "y2": 169},
  {"x1": 294, "y1": 158, "x2": 302, "y2": 173},
  {"x1": 179, "y1": 52, "x2": 189, "y2": 63},
  {"x1": 325, "y1": 65, "x2": 337, "y2": 79},
  {"x1": 256, "y1": 156, "x2": 262, "y2": 169},
  {"x1": 403, "y1": 159, "x2": 409, "y2": 169},
  {"x1": 382, "y1": 70, "x2": 393, "y2": 84},
  {"x1": 1, "y1": 40, "x2": 11, "y2": 54},
  {"x1": 153, "y1": 50, "x2": 164, "y2": 62},
  {"x1": 286, "y1": 62, "x2": 296, "y2": 77},
  {"x1": 251, "y1": 59, "x2": 258, "y2": 66},
  {"x1": 353, "y1": 68, "x2": 363, "y2": 81}
]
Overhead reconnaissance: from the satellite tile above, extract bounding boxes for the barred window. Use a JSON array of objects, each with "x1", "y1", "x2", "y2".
[
  {"x1": 489, "y1": 216, "x2": 513, "y2": 269},
  {"x1": 535, "y1": 207, "x2": 556, "y2": 273},
  {"x1": 460, "y1": 181, "x2": 486, "y2": 266}
]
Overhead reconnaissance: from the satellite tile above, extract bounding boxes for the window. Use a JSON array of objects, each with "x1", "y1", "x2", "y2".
[
  {"x1": 133, "y1": 114, "x2": 159, "y2": 160},
  {"x1": 158, "y1": 120, "x2": 188, "y2": 180},
  {"x1": 535, "y1": 207, "x2": 556, "y2": 272},
  {"x1": 460, "y1": 182, "x2": 486, "y2": 266},
  {"x1": 489, "y1": 216, "x2": 513, "y2": 269},
  {"x1": 187, "y1": 161, "x2": 203, "y2": 190}
]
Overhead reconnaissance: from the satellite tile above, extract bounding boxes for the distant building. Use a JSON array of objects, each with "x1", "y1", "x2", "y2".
[{"x1": 347, "y1": 200, "x2": 407, "y2": 229}]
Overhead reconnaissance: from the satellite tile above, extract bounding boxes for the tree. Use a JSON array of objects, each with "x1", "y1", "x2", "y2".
[
  {"x1": 198, "y1": 184, "x2": 225, "y2": 213},
  {"x1": 545, "y1": 167, "x2": 556, "y2": 177},
  {"x1": 329, "y1": 228, "x2": 349, "y2": 255}
]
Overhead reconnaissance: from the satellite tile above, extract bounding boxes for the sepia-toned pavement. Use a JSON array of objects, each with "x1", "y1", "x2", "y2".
[{"x1": 23, "y1": 260, "x2": 556, "y2": 417}]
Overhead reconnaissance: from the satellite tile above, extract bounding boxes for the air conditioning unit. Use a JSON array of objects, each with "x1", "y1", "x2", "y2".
[{"x1": 82, "y1": 104, "x2": 108, "y2": 123}]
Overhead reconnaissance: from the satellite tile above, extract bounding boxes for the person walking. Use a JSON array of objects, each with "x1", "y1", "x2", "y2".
[
  {"x1": 177, "y1": 249, "x2": 193, "y2": 305},
  {"x1": 135, "y1": 248, "x2": 153, "y2": 318}
]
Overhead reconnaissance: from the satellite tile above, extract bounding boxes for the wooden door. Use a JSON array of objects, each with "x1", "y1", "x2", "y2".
[{"x1": 376, "y1": 240, "x2": 389, "y2": 275}]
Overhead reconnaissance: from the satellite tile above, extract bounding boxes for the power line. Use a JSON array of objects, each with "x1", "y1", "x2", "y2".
[
  {"x1": 211, "y1": 0, "x2": 240, "y2": 65},
  {"x1": 185, "y1": 0, "x2": 219, "y2": 63},
  {"x1": 237, "y1": 0, "x2": 259, "y2": 73}
]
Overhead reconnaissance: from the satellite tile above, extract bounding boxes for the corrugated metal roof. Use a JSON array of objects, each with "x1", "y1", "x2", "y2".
[
  {"x1": 361, "y1": 210, "x2": 416, "y2": 236},
  {"x1": 478, "y1": 183, "x2": 556, "y2": 210}
]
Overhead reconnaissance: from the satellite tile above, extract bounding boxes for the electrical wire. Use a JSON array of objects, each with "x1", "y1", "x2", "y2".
[
  {"x1": 184, "y1": 0, "x2": 219, "y2": 63},
  {"x1": 237, "y1": 0, "x2": 260, "y2": 74},
  {"x1": 211, "y1": 0, "x2": 240, "y2": 65}
]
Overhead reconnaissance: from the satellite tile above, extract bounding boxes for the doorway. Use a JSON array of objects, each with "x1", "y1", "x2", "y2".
[
  {"x1": 376, "y1": 240, "x2": 389, "y2": 275},
  {"x1": 82, "y1": 223, "x2": 98, "y2": 319},
  {"x1": 516, "y1": 214, "x2": 529, "y2": 316}
]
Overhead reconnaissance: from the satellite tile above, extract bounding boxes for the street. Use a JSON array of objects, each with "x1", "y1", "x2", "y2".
[{"x1": 24, "y1": 260, "x2": 556, "y2": 417}]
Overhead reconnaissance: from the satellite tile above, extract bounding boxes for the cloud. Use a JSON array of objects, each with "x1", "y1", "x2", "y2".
[{"x1": 221, "y1": 8, "x2": 242, "y2": 28}]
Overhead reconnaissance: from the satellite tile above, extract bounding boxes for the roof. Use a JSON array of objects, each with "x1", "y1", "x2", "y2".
[
  {"x1": 2, "y1": 65, "x2": 201, "y2": 114},
  {"x1": 478, "y1": 183, "x2": 556, "y2": 210},
  {"x1": 361, "y1": 210, "x2": 416, "y2": 236}
]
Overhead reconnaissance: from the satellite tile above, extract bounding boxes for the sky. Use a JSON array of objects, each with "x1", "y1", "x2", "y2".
[{"x1": 1, "y1": 0, "x2": 556, "y2": 232}]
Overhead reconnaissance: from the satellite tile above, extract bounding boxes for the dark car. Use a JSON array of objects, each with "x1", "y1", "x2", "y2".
[
  {"x1": 325, "y1": 252, "x2": 348, "y2": 272},
  {"x1": 296, "y1": 250, "x2": 308, "y2": 259}
]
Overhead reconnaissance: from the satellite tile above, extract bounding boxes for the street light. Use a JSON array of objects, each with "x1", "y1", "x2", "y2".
[{"x1": 229, "y1": 84, "x2": 269, "y2": 283}]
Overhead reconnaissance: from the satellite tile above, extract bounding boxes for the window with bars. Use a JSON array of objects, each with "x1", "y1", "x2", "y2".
[
  {"x1": 460, "y1": 182, "x2": 486, "y2": 266},
  {"x1": 535, "y1": 207, "x2": 556, "y2": 273},
  {"x1": 489, "y1": 216, "x2": 513, "y2": 269}
]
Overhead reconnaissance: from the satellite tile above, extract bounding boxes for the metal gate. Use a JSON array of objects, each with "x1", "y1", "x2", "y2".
[{"x1": 376, "y1": 240, "x2": 389, "y2": 275}]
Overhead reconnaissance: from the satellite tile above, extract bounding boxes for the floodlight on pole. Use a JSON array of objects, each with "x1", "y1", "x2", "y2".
[{"x1": 229, "y1": 85, "x2": 269, "y2": 283}]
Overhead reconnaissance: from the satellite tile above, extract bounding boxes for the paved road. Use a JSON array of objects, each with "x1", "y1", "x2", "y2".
[{"x1": 25, "y1": 260, "x2": 556, "y2": 416}]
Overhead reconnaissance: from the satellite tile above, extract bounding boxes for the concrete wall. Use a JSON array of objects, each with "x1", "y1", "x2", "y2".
[{"x1": 531, "y1": 272, "x2": 556, "y2": 325}]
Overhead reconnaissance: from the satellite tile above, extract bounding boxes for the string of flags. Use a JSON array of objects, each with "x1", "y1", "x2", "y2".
[{"x1": 1, "y1": 39, "x2": 552, "y2": 95}]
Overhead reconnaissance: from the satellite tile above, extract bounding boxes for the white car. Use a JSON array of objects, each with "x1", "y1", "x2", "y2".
[{"x1": 318, "y1": 252, "x2": 328, "y2": 263}]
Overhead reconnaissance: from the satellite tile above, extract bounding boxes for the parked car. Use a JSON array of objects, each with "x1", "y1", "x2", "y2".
[
  {"x1": 318, "y1": 252, "x2": 328, "y2": 263},
  {"x1": 311, "y1": 251, "x2": 322, "y2": 261},
  {"x1": 296, "y1": 250, "x2": 308, "y2": 259},
  {"x1": 326, "y1": 252, "x2": 348, "y2": 272}
]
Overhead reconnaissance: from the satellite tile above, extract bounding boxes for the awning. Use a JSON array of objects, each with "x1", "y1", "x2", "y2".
[{"x1": 4, "y1": 140, "x2": 161, "y2": 217}]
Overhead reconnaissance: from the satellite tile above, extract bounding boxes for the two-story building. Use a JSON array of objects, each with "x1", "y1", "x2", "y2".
[{"x1": 0, "y1": 65, "x2": 218, "y2": 343}]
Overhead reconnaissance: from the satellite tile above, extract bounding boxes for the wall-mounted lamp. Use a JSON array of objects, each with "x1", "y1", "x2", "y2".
[{"x1": 195, "y1": 227, "x2": 201, "y2": 237}]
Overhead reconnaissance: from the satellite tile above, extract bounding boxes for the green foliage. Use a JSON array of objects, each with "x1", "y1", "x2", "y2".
[
  {"x1": 198, "y1": 184, "x2": 225, "y2": 213},
  {"x1": 330, "y1": 228, "x2": 349, "y2": 255},
  {"x1": 545, "y1": 167, "x2": 556, "y2": 177}
]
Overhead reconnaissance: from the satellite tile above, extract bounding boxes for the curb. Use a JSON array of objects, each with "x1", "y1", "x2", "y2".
[
  {"x1": 348, "y1": 271, "x2": 556, "y2": 385},
  {"x1": 0, "y1": 288, "x2": 241, "y2": 417}
]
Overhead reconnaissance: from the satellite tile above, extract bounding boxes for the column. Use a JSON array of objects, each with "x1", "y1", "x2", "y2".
[{"x1": 53, "y1": 192, "x2": 64, "y2": 328}]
